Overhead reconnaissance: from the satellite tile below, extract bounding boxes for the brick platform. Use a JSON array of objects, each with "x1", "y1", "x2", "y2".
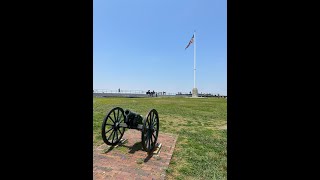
[{"x1": 93, "y1": 129, "x2": 178, "y2": 180}]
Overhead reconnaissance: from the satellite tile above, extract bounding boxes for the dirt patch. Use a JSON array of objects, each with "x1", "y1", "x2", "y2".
[{"x1": 217, "y1": 124, "x2": 227, "y2": 130}]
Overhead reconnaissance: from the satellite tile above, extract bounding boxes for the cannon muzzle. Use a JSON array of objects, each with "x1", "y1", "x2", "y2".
[
  {"x1": 124, "y1": 109, "x2": 143, "y2": 126},
  {"x1": 124, "y1": 109, "x2": 137, "y2": 117}
]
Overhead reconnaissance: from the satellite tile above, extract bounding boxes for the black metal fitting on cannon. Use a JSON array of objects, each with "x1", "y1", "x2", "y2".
[{"x1": 124, "y1": 109, "x2": 143, "y2": 127}]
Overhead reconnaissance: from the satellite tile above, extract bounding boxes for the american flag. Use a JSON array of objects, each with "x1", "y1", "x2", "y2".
[{"x1": 185, "y1": 35, "x2": 194, "y2": 50}]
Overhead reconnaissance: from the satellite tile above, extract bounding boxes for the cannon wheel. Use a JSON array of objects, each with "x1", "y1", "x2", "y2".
[
  {"x1": 141, "y1": 109, "x2": 159, "y2": 152},
  {"x1": 101, "y1": 107, "x2": 125, "y2": 145}
]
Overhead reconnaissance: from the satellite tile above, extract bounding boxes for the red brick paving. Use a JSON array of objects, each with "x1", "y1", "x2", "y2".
[{"x1": 93, "y1": 129, "x2": 178, "y2": 180}]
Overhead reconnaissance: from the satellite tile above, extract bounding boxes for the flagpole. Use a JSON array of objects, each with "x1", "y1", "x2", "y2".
[{"x1": 194, "y1": 31, "x2": 196, "y2": 89}]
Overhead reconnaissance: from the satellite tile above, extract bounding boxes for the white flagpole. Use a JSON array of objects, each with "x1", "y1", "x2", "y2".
[{"x1": 194, "y1": 31, "x2": 196, "y2": 89}]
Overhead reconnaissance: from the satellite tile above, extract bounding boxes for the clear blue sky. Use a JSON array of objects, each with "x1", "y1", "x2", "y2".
[{"x1": 93, "y1": 0, "x2": 226, "y2": 95}]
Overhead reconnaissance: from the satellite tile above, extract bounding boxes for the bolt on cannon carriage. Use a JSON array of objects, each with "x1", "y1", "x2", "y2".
[{"x1": 101, "y1": 107, "x2": 159, "y2": 152}]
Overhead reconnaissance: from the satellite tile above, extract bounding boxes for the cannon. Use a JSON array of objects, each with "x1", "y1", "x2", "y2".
[{"x1": 101, "y1": 107, "x2": 159, "y2": 152}]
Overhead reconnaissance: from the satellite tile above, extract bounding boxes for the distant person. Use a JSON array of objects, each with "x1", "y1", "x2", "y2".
[{"x1": 118, "y1": 88, "x2": 120, "y2": 93}]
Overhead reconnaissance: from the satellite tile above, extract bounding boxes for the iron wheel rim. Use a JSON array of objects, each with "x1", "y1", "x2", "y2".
[
  {"x1": 101, "y1": 107, "x2": 125, "y2": 145},
  {"x1": 142, "y1": 109, "x2": 159, "y2": 152}
]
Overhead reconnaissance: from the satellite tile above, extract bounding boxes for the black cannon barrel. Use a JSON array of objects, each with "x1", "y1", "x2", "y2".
[
  {"x1": 124, "y1": 109, "x2": 139, "y2": 117},
  {"x1": 124, "y1": 109, "x2": 143, "y2": 127}
]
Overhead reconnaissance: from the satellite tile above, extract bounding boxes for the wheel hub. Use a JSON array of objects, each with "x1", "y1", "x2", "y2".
[
  {"x1": 114, "y1": 122, "x2": 120, "y2": 130},
  {"x1": 149, "y1": 125, "x2": 155, "y2": 133}
]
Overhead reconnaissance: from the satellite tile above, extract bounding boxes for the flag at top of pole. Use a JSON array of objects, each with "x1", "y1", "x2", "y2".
[{"x1": 185, "y1": 34, "x2": 194, "y2": 50}]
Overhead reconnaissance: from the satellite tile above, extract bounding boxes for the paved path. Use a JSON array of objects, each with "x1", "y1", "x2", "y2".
[{"x1": 93, "y1": 129, "x2": 178, "y2": 180}]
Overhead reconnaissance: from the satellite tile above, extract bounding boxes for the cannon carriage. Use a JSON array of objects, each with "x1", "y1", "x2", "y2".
[{"x1": 101, "y1": 107, "x2": 159, "y2": 152}]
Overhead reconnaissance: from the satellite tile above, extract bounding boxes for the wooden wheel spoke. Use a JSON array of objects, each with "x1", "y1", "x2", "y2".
[
  {"x1": 116, "y1": 109, "x2": 120, "y2": 122},
  {"x1": 108, "y1": 115, "x2": 115, "y2": 123},
  {"x1": 151, "y1": 112, "x2": 154, "y2": 125},
  {"x1": 148, "y1": 134, "x2": 151, "y2": 149},
  {"x1": 149, "y1": 116, "x2": 153, "y2": 127},
  {"x1": 117, "y1": 128, "x2": 122, "y2": 137},
  {"x1": 108, "y1": 130, "x2": 114, "y2": 140},
  {"x1": 105, "y1": 127, "x2": 113, "y2": 134},
  {"x1": 153, "y1": 117, "x2": 157, "y2": 126},
  {"x1": 119, "y1": 113, "x2": 124, "y2": 123},
  {"x1": 113, "y1": 111, "x2": 117, "y2": 123},
  {"x1": 144, "y1": 135, "x2": 148, "y2": 144},
  {"x1": 145, "y1": 136, "x2": 149, "y2": 149},
  {"x1": 153, "y1": 114, "x2": 156, "y2": 122},
  {"x1": 150, "y1": 134, "x2": 154, "y2": 145},
  {"x1": 112, "y1": 130, "x2": 115, "y2": 143},
  {"x1": 152, "y1": 133, "x2": 156, "y2": 140},
  {"x1": 146, "y1": 115, "x2": 150, "y2": 126},
  {"x1": 115, "y1": 129, "x2": 118, "y2": 140},
  {"x1": 145, "y1": 135, "x2": 149, "y2": 148}
]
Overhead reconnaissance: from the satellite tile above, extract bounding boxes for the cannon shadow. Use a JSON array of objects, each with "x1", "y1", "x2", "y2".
[
  {"x1": 103, "y1": 146, "x2": 115, "y2": 153},
  {"x1": 120, "y1": 142, "x2": 154, "y2": 162}
]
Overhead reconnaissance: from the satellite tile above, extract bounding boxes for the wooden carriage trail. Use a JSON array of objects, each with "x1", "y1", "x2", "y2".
[{"x1": 93, "y1": 129, "x2": 178, "y2": 180}]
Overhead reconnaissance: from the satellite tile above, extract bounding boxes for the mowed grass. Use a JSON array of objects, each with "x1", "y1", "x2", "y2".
[{"x1": 93, "y1": 97, "x2": 227, "y2": 180}]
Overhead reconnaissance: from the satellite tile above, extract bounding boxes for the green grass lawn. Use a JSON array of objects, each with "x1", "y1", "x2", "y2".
[{"x1": 93, "y1": 97, "x2": 227, "y2": 180}]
